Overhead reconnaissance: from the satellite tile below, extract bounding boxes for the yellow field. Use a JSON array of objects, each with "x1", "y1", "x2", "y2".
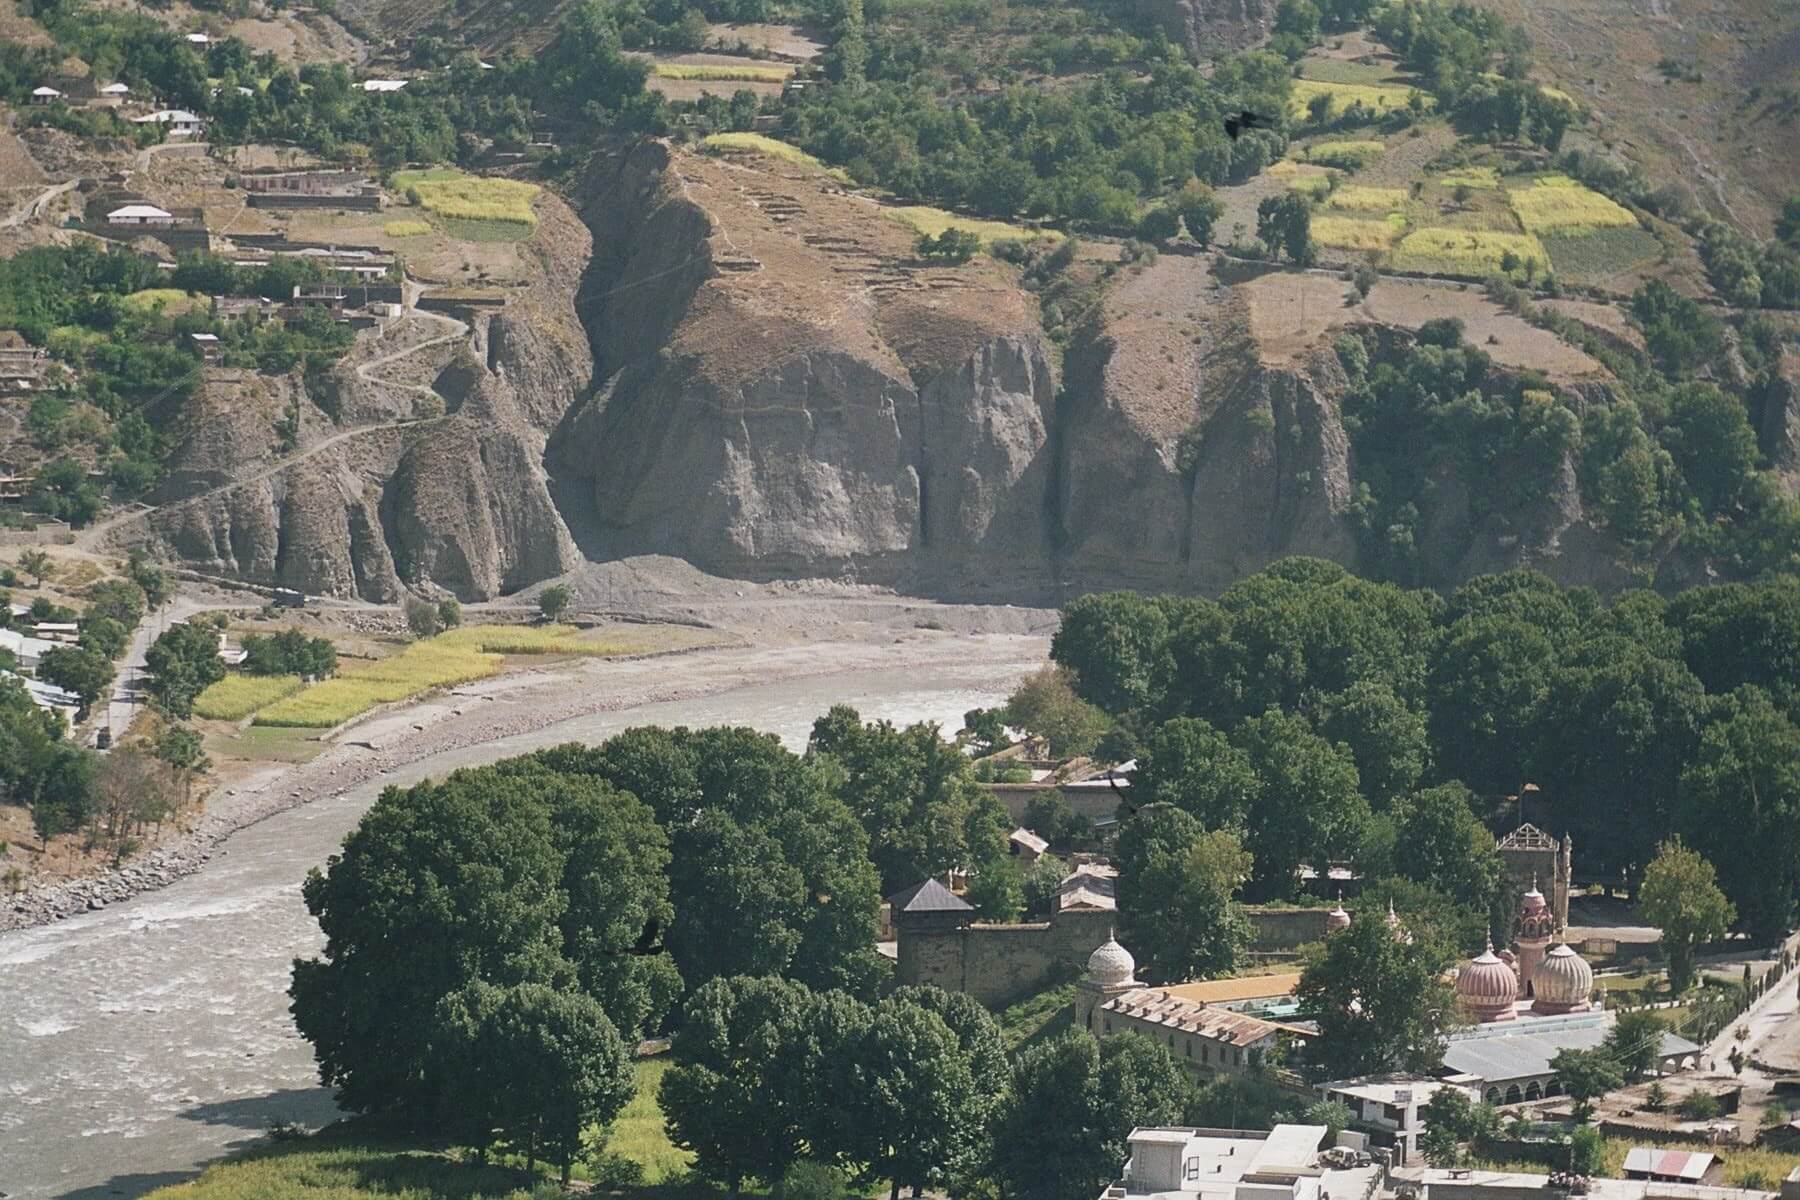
[
  {"x1": 248, "y1": 625, "x2": 614, "y2": 728},
  {"x1": 1290, "y1": 79, "x2": 1429, "y2": 120},
  {"x1": 1441, "y1": 166, "x2": 1502, "y2": 190},
  {"x1": 382, "y1": 219, "x2": 431, "y2": 237},
  {"x1": 1392, "y1": 227, "x2": 1550, "y2": 277},
  {"x1": 124, "y1": 288, "x2": 202, "y2": 315},
  {"x1": 391, "y1": 169, "x2": 539, "y2": 228},
  {"x1": 1508, "y1": 178, "x2": 1637, "y2": 235},
  {"x1": 884, "y1": 205, "x2": 1060, "y2": 248},
  {"x1": 1304, "y1": 140, "x2": 1383, "y2": 168},
  {"x1": 699, "y1": 131, "x2": 832, "y2": 170},
  {"x1": 1314, "y1": 215, "x2": 1406, "y2": 251},
  {"x1": 652, "y1": 61, "x2": 793, "y2": 82},
  {"x1": 1328, "y1": 186, "x2": 1408, "y2": 212},
  {"x1": 193, "y1": 674, "x2": 304, "y2": 721}
]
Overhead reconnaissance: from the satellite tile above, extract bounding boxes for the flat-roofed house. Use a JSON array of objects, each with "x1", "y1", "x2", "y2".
[
  {"x1": 1100, "y1": 1124, "x2": 1383, "y2": 1200},
  {"x1": 108, "y1": 203, "x2": 175, "y2": 226}
]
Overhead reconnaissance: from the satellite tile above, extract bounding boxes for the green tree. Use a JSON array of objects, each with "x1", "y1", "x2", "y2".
[
  {"x1": 1002, "y1": 666, "x2": 1111, "y2": 758},
  {"x1": 961, "y1": 707, "x2": 1011, "y2": 755},
  {"x1": 37, "y1": 645, "x2": 114, "y2": 709},
  {"x1": 809, "y1": 706, "x2": 1009, "y2": 893},
  {"x1": 1023, "y1": 791, "x2": 1076, "y2": 845},
  {"x1": 438, "y1": 597, "x2": 463, "y2": 629},
  {"x1": 849, "y1": 998, "x2": 981, "y2": 1200},
  {"x1": 151, "y1": 723, "x2": 211, "y2": 804},
  {"x1": 1256, "y1": 191, "x2": 1315, "y2": 265},
  {"x1": 1385, "y1": 783, "x2": 1501, "y2": 910},
  {"x1": 1116, "y1": 806, "x2": 1252, "y2": 982},
  {"x1": 1175, "y1": 180, "x2": 1225, "y2": 245},
  {"x1": 915, "y1": 228, "x2": 981, "y2": 264},
  {"x1": 1050, "y1": 592, "x2": 1176, "y2": 716},
  {"x1": 1604, "y1": 1009, "x2": 1668, "y2": 1081},
  {"x1": 405, "y1": 597, "x2": 442, "y2": 639},
  {"x1": 1418, "y1": 1086, "x2": 1488, "y2": 1167},
  {"x1": 1569, "y1": 1125, "x2": 1605, "y2": 1174},
  {"x1": 992, "y1": 1030, "x2": 1190, "y2": 1200},
  {"x1": 1233, "y1": 709, "x2": 1370, "y2": 898},
  {"x1": 79, "y1": 615, "x2": 129, "y2": 660},
  {"x1": 291, "y1": 769, "x2": 572, "y2": 1116},
  {"x1": 1315, "y1": 681, "x2": 1429, "y2": 806},
  {"x1": 85, "y1": 579, "x2": 146, "y2": 629},
  {"x1": 966, "y1": 858, "x2": 1025, "y2": 921},
  {"x1": 1022, "y1": 851, "x2": 1068, "y2": 917},
  {"x1": 128, "y1": 551, "x2": 171, "y2": 610},
  {"x1": 1638, "y1": 837, "x2": 1735, "y2": 992},
  {"x1": 435, "y1": 980, "x2": 634, "y2": 1181},
  {"x1": 28, "y1": 742, "x2": 96, "y2": 846},
  {"x1": 1550, "y1": 1046, "x2": 1623, "y2": 1120},
  {"x1": 1295, "y1": 910, "x2": 1457, "y2": 1079},
  {"x1": 1661, "y1": 383, "x2": 1758, "y2": 514},
  {"x1": 539, "y1": 584, "x2": 573, "y2": 622},
  {"x1": 1427, "y1": 615, "x2": 1556, "y2": 796},
  {"x1": 1676, "y1": 688, "x2": 1800, "y2": 942},
  {"x1": 142, "y1": 622, "x2": 227, "y2": 718},
  {"x1": 1133, "y1": 717, "x2": 1258, "y2": 830},
  {"x1": 17, "y1": 549, "x2": 52, "y2": 587},
  {"x1": 660, "y1": 975, "x2": 818, "y2": 1194}
]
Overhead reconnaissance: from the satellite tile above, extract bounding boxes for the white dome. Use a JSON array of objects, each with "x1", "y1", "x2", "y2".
[
  {"x1": 1086, "y1": 937, "x2": 1137, "y2": 986},
  {"x1": 1531, "y1": 943, "x2": 1594, "y2": 1013},
  {"x1": 1326, "y1": 903, "x2": 1351, "y2": 931}
]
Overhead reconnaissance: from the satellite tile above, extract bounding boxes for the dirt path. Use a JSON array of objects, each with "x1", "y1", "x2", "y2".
[
  {"x1": 353, "y1": 308, "x2": 469, "y2": 400},
  {"x1": 0, "y1": 177, "x2": 77, "y2": 228}
]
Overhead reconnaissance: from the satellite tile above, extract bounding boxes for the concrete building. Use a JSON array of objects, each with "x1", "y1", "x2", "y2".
[
  {"x1": 1099, "y1": 1124, "x2": 1384, "y2": 1200},
  {"x1": 1313, "y1": 1077, "x2": 1473, "y2": 1166},
  {"x1": 1394, "y1": 1166, "x2": 1775, "y2": 1200},
  {"x1": 130, "y1": 109, "x2": 204, "y2": 136},
  {"x1": 0, "y1": 627, "x2": 58, "y2": 670}
]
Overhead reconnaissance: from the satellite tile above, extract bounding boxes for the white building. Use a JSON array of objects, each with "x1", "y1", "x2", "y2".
[
  {"x1": 3, "y1": 668, "x2": 80, "y2": 714},
  {"x1": 1313, "y1": 1077, "x2": 1474, "y2": 1166},
  {"x1": 1101, "y1": 1124, "x2": 1384, "y2": 1200},
  {"x1": 1074, "y1": 939, "x2": 1287, "y2": 1079},
  {"x1": 0, "y1": 627, "x2": 58, "y2": 670},
  {"x1": 185, "y1": 32, "x2": 211, "y2": 44},
  {"x1": 107, "y1": 204, "x2": 175, "y2": 226},
  {"x1": 131, "y1": 109, "x2": 204, "y2": 137},
  {"x1": 360, "y1": 79, "x2": 408, "y2": 92},
  {"x1": 98, "y1": 82, "x2": 130, "y2": 98}
]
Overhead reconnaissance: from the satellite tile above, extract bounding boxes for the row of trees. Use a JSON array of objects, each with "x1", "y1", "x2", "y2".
[
  {"x1": 1049, "y1": 562, "x2": 1800, "y2": 938},
  {"x1": 291, "y1": 712, "x2": 1020, "y2": 1121},
  {"x1": 664, "y1": 974, "x2": 1343, "y2": 1200}
]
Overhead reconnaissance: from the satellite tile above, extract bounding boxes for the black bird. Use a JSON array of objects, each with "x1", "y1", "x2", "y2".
[{"x1": 1224, "y1": 109, "x2": 1274, "y2": 140}]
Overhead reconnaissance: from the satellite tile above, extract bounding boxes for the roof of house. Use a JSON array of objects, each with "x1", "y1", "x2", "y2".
[
  {"x1": 889, "y1": 877, "x2": 973, "y2": 914},
  {"x1": 184, "y1": 32, "x2": 210, "y2": 42},
  {"x1": 0, "y1": 627, "x2": 58, "y2": 660},
  {"x1": 108, "y1": 204, "x2": 173, "y2": 219},
  {"x1": 2, "y1": 669, "x2": 80, "y2": 710},
  {"x1": 1318, "y1": 1074, "x2": 1470, "y2": 1107},
  {"x1": 132, "y1": 109, "x2": 201, "y2": 124},
  {"x1": 1100, "y1": 989, "x2": 1281, "y2": 1046},
  {"x1": 1056, "y1": 862, "x2": 1118, "y2": 911},
  {"x1": 1623, "y1": 1149, "x2": 1715, "y2": 1182},
  {"x1": 100, "y1": 82, "x2": 129, "y2": 93},
  {"x1": 1159, "y1": 973, "x2": 1303, "y2": 1006},
  {"x1": 32, "y1": 86, "x2": 62, "y2": 96},
  {"x1": 360, "y1": 78, "x2": 408, "y2": 91},
  {"x1": 1009, "y1": 827, "x2": 1050, "y2": 854},
  {"x1": 189, "y1": 332, "x2": 219, "y2": 342}
]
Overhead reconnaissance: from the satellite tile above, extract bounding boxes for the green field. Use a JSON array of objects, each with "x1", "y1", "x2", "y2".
[
  {"x1": 383, "y1": 219, "x2": 431, "y2": 237},
  {"x1": 1391, "y1": 227, "x2": 1550, "y2": 277},
  {"x1": 1304, "y1": 140, "x2": 1384, "y2": 169},
  {"x1": 193, "y1": 673, "x2": 304, "y2": 721},
  {"x1": 1297, "y1": 58, "x2": 1411, "y2": 86},
  {"x1": 699, "y1": 132, "x2": 832, "y2": 170},
  {"x1": 141, "y1": 1139, "x2": 538, "y2": 1200},
  {"x1": 1327, "y1": 185, "x2": 1408, "y2": 213},
  {"x1": 609, "y1": 1057, "x2": 694, "y2": 1184},
  {"x1": 1542, "y1": 226, "x2": 1663, "y2": 278},
  {"x1": 124, "y1": 288, "x2": 203, "y2": 315}
]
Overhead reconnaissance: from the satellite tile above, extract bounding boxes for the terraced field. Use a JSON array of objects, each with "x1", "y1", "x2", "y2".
[{"x1": 1391, "y1": 227, "x2": 1551, "y2": 276}]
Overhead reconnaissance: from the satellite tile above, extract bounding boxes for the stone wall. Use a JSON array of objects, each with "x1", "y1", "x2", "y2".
[
  {"x1": 987, "y1": 781, "x2": 1125, "y2": 824},
  {"x1": 895, "y1": 906, "x2": 1114, "y2": 1007},
  {"x1": 1245, "y1": 906, "x2": 1334, "y2": 955}
]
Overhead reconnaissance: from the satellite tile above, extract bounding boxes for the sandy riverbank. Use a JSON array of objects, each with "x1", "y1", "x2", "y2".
[{"x1": 3, "y1": 603, "x2": 1053, "y2": 931}]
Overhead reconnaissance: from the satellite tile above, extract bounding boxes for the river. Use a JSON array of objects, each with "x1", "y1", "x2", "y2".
[{"x1": 0, "y1": 649, "x2": 1040, "y2": 1200}]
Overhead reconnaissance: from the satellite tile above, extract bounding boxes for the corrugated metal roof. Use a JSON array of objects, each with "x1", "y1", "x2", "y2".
[
  {"x1": 1442, "y1": 1021, "x2": 1698, "y2": 1087},
  {"x1": 1099, "y1": 988, "x2": 1280, "y2": 1047}
]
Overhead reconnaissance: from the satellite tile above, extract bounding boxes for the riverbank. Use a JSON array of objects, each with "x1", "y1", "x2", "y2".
[{"x1": 3, "y1": 612, "x2": 1052, "y2": 932}]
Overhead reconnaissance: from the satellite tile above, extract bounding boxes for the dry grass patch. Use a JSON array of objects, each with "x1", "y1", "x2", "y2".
[
  {"x1": 124, "y1": 288, "x2": 203, "y2": 315},
  {"x1": 1508, "y1": 177, "x2": 1637, "y2": 235},
  {"x1": 1392, "y1": 227, "x2": 1550, "y2": 277},
  {"x1": 193, "y1": 674, "x2": 304, "y2": 721},
  {"x1": 1315, "y1": 214, "x2": 1406, "y2": 251},
  {"x1": 1286, "y1": 173, "x2": 1336, "y2": 197},
  {"x1": 1440, "y1": 166, "x2": 1502, "y2": 190},
  {"x1": 699, "y1": 131, "x2": 832, "y2": 170},
  {"x1": 383, "y1": 219, "x2": 431, "y2": 237}
]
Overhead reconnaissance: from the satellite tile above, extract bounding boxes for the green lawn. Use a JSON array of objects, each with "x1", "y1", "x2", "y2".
[
  {"x1": 609, "y1": 1057, "x2": 693, "y2": 1185},
  {"x1": 996, "y1": 980, "x2": 1077, "y2": 1051},
  {"x1": 143, "y1": 1138, "x2": 539, "y2": 1200}
]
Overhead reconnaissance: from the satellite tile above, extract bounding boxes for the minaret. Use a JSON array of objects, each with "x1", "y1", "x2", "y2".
[{"x1": 1514, "y1": 875, "x2": 1556, "y2": 1000}]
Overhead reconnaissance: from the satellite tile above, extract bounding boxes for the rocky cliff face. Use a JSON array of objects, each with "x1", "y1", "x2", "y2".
[
  {"x1": 552, "y1": 142, "x2": 1060, "y2": 596},
  {"x1": 127, "y1": 195, "x2": 593, "y2": 601},
  {"x1": 1132, "y1": 0, "x2": 1269, "y2": 57}
]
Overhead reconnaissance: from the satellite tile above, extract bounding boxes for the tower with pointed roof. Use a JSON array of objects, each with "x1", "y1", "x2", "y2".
[{"x1": 1514, "y1": 876, "x2": 1556, "y2": 999}]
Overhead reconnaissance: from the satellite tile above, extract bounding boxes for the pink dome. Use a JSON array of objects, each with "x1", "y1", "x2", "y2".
[
  {"x1": 1457, "y1": 936, "x2": 1520, "y2": 1022},
  {"x1": 1531, "y1": 943, "x2": 1594, "y2": 1014},
  {"x1": 1327, "y1": 895, "x2": 1351, "y2": 931}
]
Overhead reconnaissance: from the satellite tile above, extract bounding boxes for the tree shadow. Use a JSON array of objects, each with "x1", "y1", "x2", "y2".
[
  {"x1": 177, "y1": 1085, "x2": 341, "y2": 1132},
  {"x1": 54, "y1": 1169, "x2": 201, "y2": 1200}
]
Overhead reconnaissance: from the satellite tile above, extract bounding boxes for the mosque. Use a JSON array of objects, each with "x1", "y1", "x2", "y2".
[{"x1": 1075, "y1": 880, "x2": 1701, "y2": 1107}]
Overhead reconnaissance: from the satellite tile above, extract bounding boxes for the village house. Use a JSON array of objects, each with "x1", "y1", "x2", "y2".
[
  {"x1": 130, "y1": 109, "x2": 205, "y2": 137},
  {"x1": 107, "y1": 203, "x2": 175, "y2": 227},
  {"x1": 0, "y1": 627, "x2": 59, "y2": 671},
  {"x1": 189, "y1": 332, "x2": 221, "y2": 362},
  {"x1": 1391, "y1": 1164, "x2": 1784, "y2": 1200},
  {"x1": 96, "y1": 82, "x2": 130, "y2": 104},
  {"x1": 1009, "y1": 827, "x2": 1049, "y2": 862},
  {"x1": 360, "y1": 79, "x2": 408, "y2": 92},
  {"x1": 1, "y1": 668, "x2": 81, "y2": 716},
  {"x1": 1313, "y1": 1077, "x2": 1475, "y2": 1166},
  {"x1": 30, "y1": 86, "x2": 62, "y2": 104}
]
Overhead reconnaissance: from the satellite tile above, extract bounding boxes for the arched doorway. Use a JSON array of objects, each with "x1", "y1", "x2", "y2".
[
  {"x1": 1505, "y1": 1084, "x2": 1523, "y2": 1104},
  {"x1": 1525, "y1": 1081, "x2": 1543, "y2": 1101}
]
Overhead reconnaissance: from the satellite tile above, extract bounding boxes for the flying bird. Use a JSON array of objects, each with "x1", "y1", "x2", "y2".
[{"x1": 1224, "y1": 109, "x2": 1275, "y2": 140}]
